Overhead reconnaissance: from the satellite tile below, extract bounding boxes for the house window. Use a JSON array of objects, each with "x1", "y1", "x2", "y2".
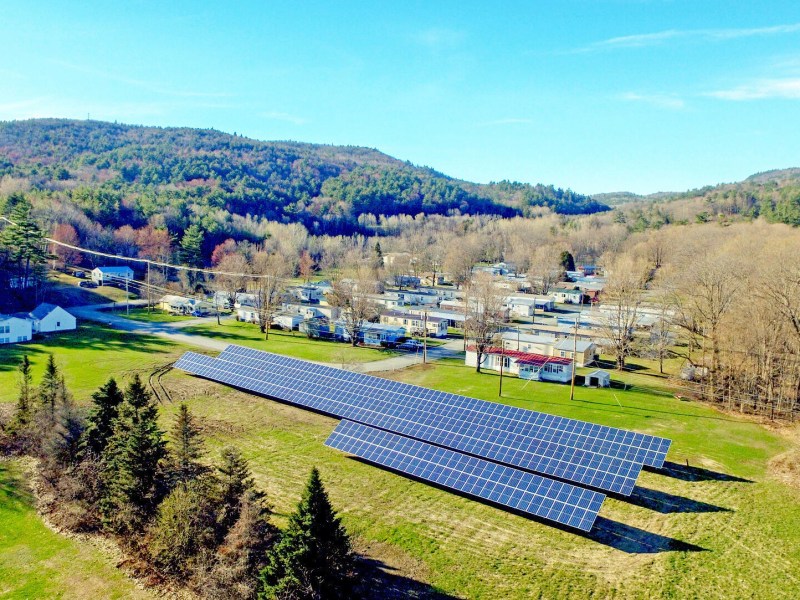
[
  {"x1": 560, "y1": 351, "x2": 566, "y2": 357},
  {"x1": 0, "y1": 338, "x2": 8, "y2": 344},
  {"x1": 17, "y1": 336, "x2": 26, "y2": 342},
  {"x1": 56, "y1": 321, "x2": 61, "y2": 327},
  {"x1": 503, "y1": 357, "x2": 511, "y2": 369}
]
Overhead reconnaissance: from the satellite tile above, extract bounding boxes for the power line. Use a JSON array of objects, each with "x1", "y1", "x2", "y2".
[{"x1": 0, "y1": 215, "x2": 280, "y2": 280}]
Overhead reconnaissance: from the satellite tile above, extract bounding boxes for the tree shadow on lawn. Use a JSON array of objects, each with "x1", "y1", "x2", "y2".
[
  {"x1": 0, "y1": 325, "x2": 177, "y2": 373},
  {"x1": 354, "y1": 555, "x2": 457, "y2": 599},
  {"x1": 0, "y1": 462, "x2": 34, "y2": 513},
  {"x1": 647, "y1": 461, "x2": 753, "y2": 483},
  {"x1": 612, "y1": 485, "x2": 731, "y2": 514}
]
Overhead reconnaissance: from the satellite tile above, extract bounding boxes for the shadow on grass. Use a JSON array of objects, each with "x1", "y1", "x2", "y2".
[
  {"x1": 0, "y1": 462, "x2": 34, "y2": 512},
  {"x1": 648, "y1": 461, "x2": 753, "y2": 483},
  {"x1": 354, "y1": 556, "x2": 456, "y2": 599},
  {"x1": 613, "y1": 485, "x2": 731, "y2": 514},
  {"x1": 0, "y1": 324, "x2": 177, "y2": 373},
  {"x1": 345, "y1": 457, "x2": 705, "y2": 554},
  {"x1": 587, "y1": 517, "x2": 707, "y2": 553}
]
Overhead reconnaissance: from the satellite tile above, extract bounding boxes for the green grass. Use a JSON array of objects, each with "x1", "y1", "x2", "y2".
[
  {"x1": 181, "y1": 320, "x2": 401, "y2": 363},
  {"x1": 160, "y1": 359, "x2": 800, "y2": 599},
  {"x1": 3, "y1": 325, "x2": 800, "y2": 598},
  {"x1": 45, "y1": 272, "x2": 138, "y2": 308},
  {"x1": 0, "y1": 324, "x2": 188, "y2": 404},
  {"x1": 0, "y1": 459, "x2": 154, "y2": 599},
  {"x1": 120, "y1": 307, "x2": 195, "y2": 323}
]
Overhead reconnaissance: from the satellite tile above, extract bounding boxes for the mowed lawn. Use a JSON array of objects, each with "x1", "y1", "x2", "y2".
[
  {"x1": 0, "y1": 460, "x2": 154, "y2": 599},
  {"x1": 0, "y1": 324, "x2": 188, "y2": 404},
  {"x1": 161, "y1": 361, "x2": 800, "y2": 600},
  {"x1": 2, "y1": 325, "x2": 800, "y2": 598},
  {"x1": 181, "y1": 319, "x2": 401, "y2": 364},
  {"x1": 120, "y1": 307, "x2": 195, "y2": 323}
]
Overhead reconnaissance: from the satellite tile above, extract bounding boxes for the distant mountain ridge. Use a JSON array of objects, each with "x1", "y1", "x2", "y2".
[{"x1": 0, "y1": 119, "x2": 608, "y2": 238}]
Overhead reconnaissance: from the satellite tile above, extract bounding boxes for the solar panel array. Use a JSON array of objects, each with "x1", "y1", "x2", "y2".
[
  {"x1": 175, "y1": 344, "x2": 673, "y2": 531},
  {"x1": 326, "y1": 420, "x2": 605, "y2": 532},
  {"x1": 176, "y1": 350, "x2": 642, "y2": 495},
  {"x1": 218, "y1": 344, "x2": 670, "y2": 469}
]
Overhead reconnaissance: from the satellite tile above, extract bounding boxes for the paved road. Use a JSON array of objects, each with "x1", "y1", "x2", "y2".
[{"x1": 70, "y1": 303, "x2": 465, "y2": 371}]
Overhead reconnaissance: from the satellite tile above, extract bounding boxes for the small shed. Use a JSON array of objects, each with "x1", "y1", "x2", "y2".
[{"x1": 584, "y1": 369, "x2": 611, "y2": 388}]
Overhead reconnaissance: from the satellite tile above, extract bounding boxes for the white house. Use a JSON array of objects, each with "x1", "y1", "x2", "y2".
[
  {"x1": 500, "y1": 331, "x2": 597, "y2": 367},
  {"x1": 26, "y1": 303, "x2": 76, "y2": 333},
  {"x1": 92, "y1": 266, "x2": 134, "y2": 285},
  {"x1": 0, "y1": 314, "x2": 33, "y2": 344},
  {"x1": 158, "y1": 295, "x2": 213, "y2": 315},
  {"x1": 505, "y1": 296, "x2": 538, "y2": 318},
  {"x1": 272, "y1": 312, "x2": 304, "y2": 330},
  {"x1": 465, "y1": 346, "x2": 573, "y2": 383},
  {"x1": 551, "y1": 287, "x2": 583, "y2": 304}
]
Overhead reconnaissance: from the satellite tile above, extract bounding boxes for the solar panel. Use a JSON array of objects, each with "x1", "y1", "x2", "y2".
[
  {"x1": 175, "y1": 351, "x2": 643, "y2": 495},
  {"x1": 218, "y1": 344, "x2": 670, "y2": 468},
  {"x1": 325, "y1": 420, "x2": 605, "y2": 532}
]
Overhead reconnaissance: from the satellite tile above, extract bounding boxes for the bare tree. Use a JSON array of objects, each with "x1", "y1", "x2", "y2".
[
  {"x1": 596, "y1": 256, "x2": 648, "y2": 369},
  {"x1": 215, "y1": 253, "x2": 250, "y2": 312},
  {"x1": 465, "y1": 272, "x2": 507, "y2": 373},
  {"x1": 527, "y1": 245, "x2": 564, "y2": 294},
  {"x1": 327, "y1": 262, "x2": 379, "y2": 346},
  {"x1": 444, "y1": 237, "x2": 480, "y2": 289},
  {"x1": 249, "y1": 251, "x2": 290, "y2": 340}
]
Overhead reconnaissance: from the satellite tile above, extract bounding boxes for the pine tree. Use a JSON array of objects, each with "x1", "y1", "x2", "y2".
[
  {"x1": 38, "y1": 354, "x2": 59, "y2": 416},
  {"x1": 0, "y1": 195, "x2": 52, "y2": 296},
  {"x1": 84, "y1": 378, "x2": 124, "y2": 457},
  {"x1": 42, "y1": 381, "x2": 84, "y2": 471},
  {"x1": 100, "y1": 374, "x2": 167, "y2": 533},
  {"x1": 13, "y1": 355, "x2": 33, "y2": 428},
  {"x1": 217, "y1": 445, "x2": 256, "y2": 535},
  {"x1": 259, "y1": 468, "x2": 355, "y2": 599},
  {"x1": 169, "y1": 403, "x2": 206, "y2": 486}
]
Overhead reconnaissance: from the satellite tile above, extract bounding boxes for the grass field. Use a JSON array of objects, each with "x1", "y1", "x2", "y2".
[
  {"x1": 0, "y1": 325, "x2": 188, "y2": 404},
  {"x1": 2, "y1": 325, "x2": 800, "y2": 598},
  {"x1": 181, "y1": 320, "x2": 401, "y2": 364},
  {"x1": 159, "y1": 363, "x2": 800, "y2": 599},
  {"x1": 0, "y1": 459, "x2": 154, "y2": 599},
  {"x1": 120, "y1": 307, "x2": 195, "y2": 323}
]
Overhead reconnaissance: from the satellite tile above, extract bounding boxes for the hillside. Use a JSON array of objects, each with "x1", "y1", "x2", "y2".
[{"x1": 0, "y1": 119, "x2": 607, "y2": 238}]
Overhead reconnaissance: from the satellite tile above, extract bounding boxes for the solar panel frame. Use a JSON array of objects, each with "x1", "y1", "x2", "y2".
[
  {"x1": 175, "y1": 351, "x2": 643, "y2": 494},
  {"x1": 325, "y1": 419, "x2": 605, "y2": 532},
  {"x1": 216, "y1": 344, "x2": 671, "y2": 468}
]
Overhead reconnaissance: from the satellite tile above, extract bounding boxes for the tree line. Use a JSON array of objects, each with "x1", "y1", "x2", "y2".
[{"x1": 0, "y1": 356, "x2": 357, "y2": 599}]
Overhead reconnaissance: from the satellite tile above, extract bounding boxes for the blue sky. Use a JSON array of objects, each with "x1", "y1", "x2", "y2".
[{"x1": 1, "y1": 1, "x2": 799, "y2": 194}]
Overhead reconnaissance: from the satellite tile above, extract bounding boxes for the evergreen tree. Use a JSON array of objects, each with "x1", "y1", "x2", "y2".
[
  {"x1": 559, "y1": 250, "x2": 575, "y2": 272},
  {"x1": 38, "y1": 354, "x2": 59, "y2": 416},
  {"x1": 13, "y1": 355, "x2": 33, "y2": 428},
  {"x1": 84, "y1": 378, "x2": 124, "y2": 457},
  {"x1": 0, "y1": 195, "x2": 52, "y2": 296},
  {"x1": 42, "y1": 382, "x2": 84, "y2": 471},
  {"x1": 169, "y1": 403, "x2": 206, "y2": 486},
  {"x1": 217, "y1": 445, "x2": 256, "y2": 535},
  {"x1": 259, "y1": 468, "x2": 355, "y2": 599},
  {"x1": 180, "y1": 224, "x2": 205, "y2": 267},
  {"x1": 100, "y1": 374, "x2": 167, "y2": 533}
]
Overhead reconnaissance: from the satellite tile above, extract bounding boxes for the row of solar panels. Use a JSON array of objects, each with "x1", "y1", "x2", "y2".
[{"x1": 175, "y1": 345, "x2": 671, "y2": 532}]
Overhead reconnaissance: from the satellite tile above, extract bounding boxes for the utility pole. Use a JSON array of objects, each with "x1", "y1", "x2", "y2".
[
  {"x1": 569, "y1": 308, "x2": 580, "y2": 401},
  {"x1": 125, "y1": 276, "x2": 130, "y2": 317},
  {"x1": 498, "y1": 341, "x2": 505, "y2": 397},
  {"x1": 147, "y1": 261, "x2": 151, "y2": 314},
  {"x1": 422, "y1": 310, "x2": 428, "y2": 364}
]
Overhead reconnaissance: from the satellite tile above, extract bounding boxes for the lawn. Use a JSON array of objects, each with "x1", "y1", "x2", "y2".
[
  {"x1": 0, "y1": 459, "x2": 154, "y2": 599},
  {"x1": 0, "y1": 324, "x2": 188, "y2": 405},
  {"x1": 120, "y1": 307, "x2": 195, "y2": 323},
  {"x1": 158, "y1": 359, "x2": 800, "y2": 599},
  {"x1": 44, "y1": 272, "x2": 138, "y2": 308},
  {"x1": 181, "y1": 320, "x2": 401, "y2": 364},
  {"x1": 3, "y1": 326, "x2": 800, "y2": 598}
]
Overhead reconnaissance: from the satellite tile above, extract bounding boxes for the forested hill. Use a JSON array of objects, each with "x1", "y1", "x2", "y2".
[{"x1": 0, "y1": 119, "x2": 607, "y2": 237}]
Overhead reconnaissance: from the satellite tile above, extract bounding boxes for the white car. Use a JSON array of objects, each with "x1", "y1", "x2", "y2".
[{"x1": 398, "y1": 339, "x2": 424, "y2": 350}]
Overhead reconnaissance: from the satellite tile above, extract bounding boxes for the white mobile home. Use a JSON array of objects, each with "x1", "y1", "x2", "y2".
[
  {"x1": 380, "y1": 310, "x2": 448, "y2": 338},
  {"x1": 465, "y1": 346, "x2": 573, "y2": 383},
  {"x1": 91, "y1": 266, "x2": 134, "y2": 285},
  {"x1": 0, "y1": 315, "x2": 33, "y2": 344}
]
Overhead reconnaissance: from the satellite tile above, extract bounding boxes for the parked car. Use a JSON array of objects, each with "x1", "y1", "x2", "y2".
[
  {"x1": 79, "y1": 280, "x2": 98, "y2": 288},
  {"x1": 72, "y1": 270, "x2": 86, "y2": 278},
  {"x1": 398, "y1": 339, "x2": 424, "y2": 350}
]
